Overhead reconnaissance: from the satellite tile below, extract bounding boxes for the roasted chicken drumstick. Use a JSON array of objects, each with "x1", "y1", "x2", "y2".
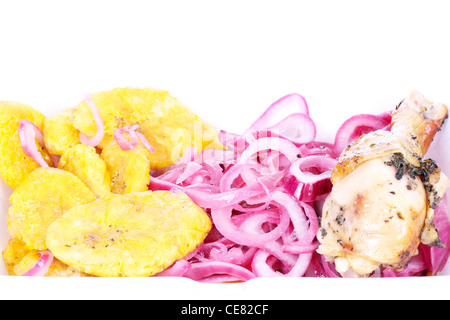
[{"x1": 317, "y1": 91, "x2": 450, "y2": 276}]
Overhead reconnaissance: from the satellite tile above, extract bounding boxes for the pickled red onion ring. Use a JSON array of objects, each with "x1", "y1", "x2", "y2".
[
  {"x1": 155, "y1": 259, "x2": 192, "y2": 277},
  {"x1": 251, "y1": 249, "x2": 312, "y2": 277},
  {"x1": 280, "y1": 201, "x2": 319, "y2": 253},
  {"x1": 114, "y1": 125, "x2": 155, "y2": 152},
  {"x1": 194, "y1": 242, "x2": 229, "y2": 262},
  {"x1": 22, "y1": 250, "x2": 54, "y2": 277},
  {"x1": 149, "y1": 176, "x2": 263, "y2": 209},
  {"x1": 238, "y1": 137, "x2": 299, "y2": 166},
  {"x1": 211, "y1": 206, "x2": 290, "y2": 248},
  {"x1": 79, "y1": 93, "x2": 105, "y2": 147},
  {"x1": 176, "y1": 162, "x2": 203, "y2": 184},
  {"x1": 333, "y1": 113, "x2": 391, "y2": 154},
  {"x1": 183, "y1": 261, "x2": 256, "y2": 282},
  {"x1": 114, "y1": 125, "x2": 140, "y2": 150},
  {"x1": 284, "y1": 155, "x2": 337, "y2": 202},
  {"x1": 18, "y1": 120, "x2": 49, "y2": 168},
  {"x1": 282, "y1": 242, "x2": 319, "y2": 255},
  {"x1": 194, "y1": 240, "x2": 257, "y2": 267},
  {"x1": 265, "y1": 113, "x2": 316, "y2": 145},
  {"x1": 219, "y1": 163, "x2": 265, "y2": 193},
  {"x1": 308, "y1": 253, "x2": 341, "y2": 278},
  {"x1": 231, "y1": 178, "x2": 272, "y2": 213},
  {"x1": 247, "y1": 93, "x2": 309, "y2": 131},
  {"x1": 134, "y1": 132, "x2": 155, "y2": 152},
  {"x1": 303, "y1": 141, "x2": 337, "y2": 158}
]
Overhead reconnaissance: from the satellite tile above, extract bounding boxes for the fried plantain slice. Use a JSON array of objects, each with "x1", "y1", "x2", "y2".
[
  {"x1": 2, "y1": 238, "x2": 29, "y2": 275},
  {"x1": 43, "y1": 108, "x2": 80, "y2": 156},
  {"x1": 100, "y1": 140, "x2": 151, "y2": 195},
  {"x1": 71, "y1": 87, "x2": 223, "y2": 168},
  {"x1": 0, "y1": 101, "x2": 52, "y2": 189},
  {"x1": 59, "y1": 144, "x2": 111, "y2": 198},
  {"x1": 2, "y1": 238, "x2": 91, "y2": 276},
  {"x1": 7, "y1": 167, "x2": 96, "y2": 250},
  {"x1": 46, "y1": 191, "x2": 212, "y2": 277}
]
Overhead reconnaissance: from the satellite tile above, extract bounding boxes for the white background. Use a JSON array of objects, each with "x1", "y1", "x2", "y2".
[{"x1": 0, "y1": 0, "x2": 450, "y2": 300}]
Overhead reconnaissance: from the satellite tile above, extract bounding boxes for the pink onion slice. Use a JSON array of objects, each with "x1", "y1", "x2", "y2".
[
  {"x1": 251, "y1": 250, "x2": 280, "y2": 277},
  {"x1": 114, "y1": 124, "x2": 155, "y2": 152},
  {"x1": 247, "y1": 93, "x2": 309, "y2": 131},
  {"x1": 282, "y1": 241, "x2": 319, "y2": 254},
  {"x1": 265, "y1": 113, "x2": 317, "y2": 145},
  {"x1": 183, "y1": 261, "x2": 256, "y2": 282},
  {"x1": 211, "y1": 205, "x2": 290, "y2": 248},
  {"x1": 219, "y1": 163, "x2": 265, "y2": 193},
  {"x1": 22, "y1": 250, "x2": 54, "y2": 277},
  {"x1": 270, "y1": 191, "x2": 309, "y2": 243},
  {"x1": 155, "y1": 259, "x2": 192, "y2": 277},
  {"x1": 201, "y1": 148, "x2": 235, "y2": 165},
  {"x1": 238, "y1": 137, "x2": 300, "y2": 167},
  {"x1": 149, "y1": 176, "x2": 262, "y2": 209},
  {"x1": 382, "y1": 254, "x2": 428, "y2": 277},
  {"x1": 231, "y1": 179, "x2": 273, "y2": 213},
  {"x1": 194, "y1": 242, "x2": 229, "y2": 262},
  {"x1": 218, "y1": 130, "x2": 243, "y2": 151},
  {"x1": 18, "y1": 120, "x2": 49, "y2": 168},
  {"x1": 280, "y1": 202, "x2": 319, "y2": 253},
  {"x1": 134, "y1": 132, "x2": 155, "y2": 152},
  {"x1": 194, "y1": 240, "x2": 257, "y2": 267},
  {"x1": 114, "y1": 125, "x2": 139, "y2": 150},
  {"x1": 308, "y1": 253, "x2": 341, "y2": 278},
  {"x1": 79, "y1": 93, "x2": 105, "y2": 147},
  {"x1": 303, "y1": 141, "x2": 337, "y2": 158},
  {"x1": 176, "y1": 162, "x2": 203, "y2": 185},
  {"x1": 251, "y1": 249, "x2": 312, "y2": 277},
  {"x1": 333, "y1": 113, "x2": 391, "y2": 155},
  {"x1": 284, "y1": 155, "x2": 337, "y2": 202}
]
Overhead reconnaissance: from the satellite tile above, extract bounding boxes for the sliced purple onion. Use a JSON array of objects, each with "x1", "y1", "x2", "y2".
[
  {"x1": 183, "y1": 261, "x2": 256, "y2": 282},
  {"x1": 79, "y1": 93, "x2": 105, "y2": 147},
  {"x1": 333, "y1": 113, "x2": 391, "y2": 155},
  {"x1": 154, "y1": 259, "x2": 192, "y2": 277},
  {"x1": 247, "y1": 93, "x2": 310, "y2": 131},
  {"x1": 114, "y1": 124, "x2": 155, "y2": 152},
  {"x1": 22, "y1": 250, "x2": 54, "y2": 277},
  {"x1": 18, "y1": 120, "x2": 49, "y2": 168},
  {"x1": 284, "y1": 155, "x2": 337, "y2": 202}
]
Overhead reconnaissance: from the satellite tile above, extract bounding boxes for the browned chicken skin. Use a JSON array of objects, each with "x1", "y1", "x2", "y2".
[{"x1": 317, "y1": 91, "x2": 450, "y2": 276}]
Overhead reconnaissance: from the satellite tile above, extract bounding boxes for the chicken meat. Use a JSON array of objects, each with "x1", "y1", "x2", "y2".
[{"x1": 317, "y1": 91, "x2": 450, "y2": 276}]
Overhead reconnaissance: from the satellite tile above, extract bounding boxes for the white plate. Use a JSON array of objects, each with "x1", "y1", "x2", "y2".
[{"x1": 1, "y1": 0, "x2": 450, "y2": 300}]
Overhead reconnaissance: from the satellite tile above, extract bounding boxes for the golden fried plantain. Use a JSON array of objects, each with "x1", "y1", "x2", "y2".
[
  {"x1": 71, "y1": 87, "x2": 223, "y2": 168},
  {"x1": 7, "y1": 167, "x2": 96, "y2": 250},
  {"x1": 100, "y1": 140, "x2": 151, "y2": 195},
  {"x1": 0, "y1": 101, "x2": 52, "y2": 189},
  {"x1": 2, "y1": 238, "x2": 29, "y2": 275},
  {"x1": 43, "y1": 108, "x2": 80, "y2": 156},
  {"x1": 59, "y1": 144, "x2": 111, "y2": 198},
  {"x1": 2, "y1": 238, "x2": 91, "y2": 276},
  {"x1": 46, "y1": 191, "x2": 212, "y2": 277}
]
